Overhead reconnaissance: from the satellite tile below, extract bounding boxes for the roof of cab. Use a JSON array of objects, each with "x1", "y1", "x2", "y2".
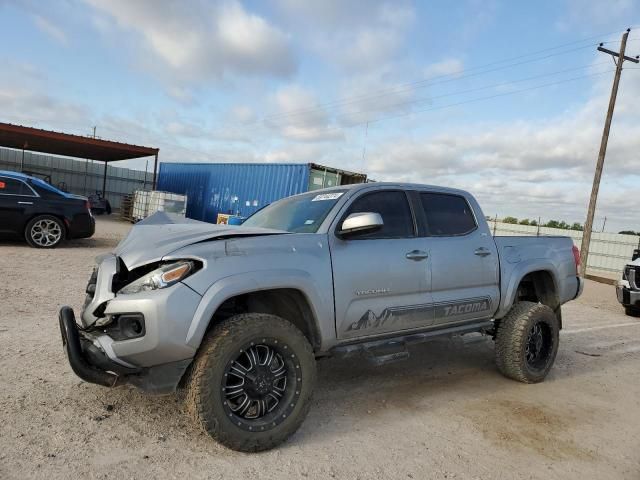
[{"x1": 319, "y1": 181, "x2": 470, "y2": 197}]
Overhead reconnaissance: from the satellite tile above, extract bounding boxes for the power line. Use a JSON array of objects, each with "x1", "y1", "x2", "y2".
[
  {"x1": 257, "y1": 29, "x2": 633, "y2": 124},
  {"x1": 261, "y1": 44, "x2": 599, "y2": 124},
  {"x1": 285, "y1": 61, "x2": 611, "y2": 126},
  {"x1": 298, "y1": 69, "x2": 614, "y2": 136}
]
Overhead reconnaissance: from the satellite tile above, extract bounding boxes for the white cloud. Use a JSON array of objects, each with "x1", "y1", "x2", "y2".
[
  {"x1": 275, "y1": 0, "x2": 415, "y2": 72},
  {"x1": 83, "y1": 0, "x2": 296, "y2": 83},
  {"x1": 0, "y1": 85, "x2": 88, "y2": 127},
  {"x1": 557, "y1": 0, "x2": 637, "y2": 31},
  {"x1": 32, "y1": 14, "x2": 68, "y2": 45},
  {"x1": 423, "y1": 59, "x2": 464, "y2": 79},
  {"x1": 267, "y1": 85, "x2": 344, "y2": 142},
  {"x1": 229, "y1": 105, "x2": 255, "y2": 124},
  {"x1": 336, "y1": 73, "x2": 426, "y2": 126}
]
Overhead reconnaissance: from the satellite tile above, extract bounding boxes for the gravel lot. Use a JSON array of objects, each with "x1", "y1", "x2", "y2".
[{"x1": 1, "y1": 217, "x2": 639, "y2": 480}]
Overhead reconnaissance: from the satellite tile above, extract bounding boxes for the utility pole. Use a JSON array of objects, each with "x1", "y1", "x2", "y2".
[{"x1": 579, "y1": 29, "x2": 639, "y2": 276}]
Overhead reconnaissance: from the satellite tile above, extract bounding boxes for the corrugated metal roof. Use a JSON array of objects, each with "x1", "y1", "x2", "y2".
[{"x1": 0, "y1": 122, "x2": 158, "y2": 161}]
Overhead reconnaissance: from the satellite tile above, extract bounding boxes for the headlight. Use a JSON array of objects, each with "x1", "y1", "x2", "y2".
[{"x1": 118, "y1": 261, "x2": 194, "y2": 295}]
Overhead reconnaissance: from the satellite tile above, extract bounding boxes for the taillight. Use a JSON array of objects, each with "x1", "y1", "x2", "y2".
[{"x1": 572, "y1": 245, "x2": 580, "y2": 267}]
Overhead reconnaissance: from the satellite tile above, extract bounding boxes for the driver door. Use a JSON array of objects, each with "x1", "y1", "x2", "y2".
[{"x1": 329, "y1": 189, "x2": 433, "y2": 340}]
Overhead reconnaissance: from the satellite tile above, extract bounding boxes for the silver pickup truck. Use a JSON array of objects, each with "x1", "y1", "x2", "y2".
[{"x1": 59, "y1": 182, "x2": 583, "y2": 451}]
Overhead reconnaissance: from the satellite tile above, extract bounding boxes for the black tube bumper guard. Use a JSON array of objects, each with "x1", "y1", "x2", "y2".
[{"x1": 58, "y1": 306, "x2": 141, "y2": 387}]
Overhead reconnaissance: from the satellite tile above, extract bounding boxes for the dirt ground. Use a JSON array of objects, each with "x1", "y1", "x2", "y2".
[{"x1": 1, "y1": 217, "x2": 639, "y2": 480}]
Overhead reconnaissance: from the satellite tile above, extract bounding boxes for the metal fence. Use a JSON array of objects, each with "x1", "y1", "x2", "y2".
[
  {"x1": 490, "y1": 220, "x2": 639, "y2": 274},
  {"x1": 0, "y1": 147, "x2": 151, "y2": 210}
]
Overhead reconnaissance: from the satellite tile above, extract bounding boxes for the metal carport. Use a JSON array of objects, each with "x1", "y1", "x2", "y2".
[{"x1": 0, "y1": 122, "x2": 159, "y2": 196}]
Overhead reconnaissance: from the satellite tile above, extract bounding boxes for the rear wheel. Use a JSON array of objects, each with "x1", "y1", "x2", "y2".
[
  {"x1": 185, "y1": 313, "x2": 316, "y2": 452},
  {"x1": 495, "y1": 301, "x2": 559, "y2": 383},
  {"x1": 25, "y1": 215, "x2": 65, "y2": 248}
]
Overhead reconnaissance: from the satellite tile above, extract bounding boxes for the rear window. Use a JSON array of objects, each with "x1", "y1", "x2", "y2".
[
  {"x1": 29, "y1": 177, "x2": 66, "y2": 196},
  {"x1": 420, "y1": 193, "x2": 477, "y2": 236}
]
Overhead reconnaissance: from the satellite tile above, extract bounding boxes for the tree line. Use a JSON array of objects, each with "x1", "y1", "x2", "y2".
[
  {"x1": 495, "y1": 216, "x2": 639, "y2": 235},
  {"x1": 499, "y1": 216, "x2": 584, "y2": 231}
]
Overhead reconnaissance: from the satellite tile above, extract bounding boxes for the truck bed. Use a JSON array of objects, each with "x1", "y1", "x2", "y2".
[{"x1": 493, "y1": 235, "x2": 580, "y2": 318}]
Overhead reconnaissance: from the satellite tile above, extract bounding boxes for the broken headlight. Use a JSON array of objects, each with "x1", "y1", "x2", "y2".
[{"x1": 117, "y1": 260, "x2": 195, "y2": 295}]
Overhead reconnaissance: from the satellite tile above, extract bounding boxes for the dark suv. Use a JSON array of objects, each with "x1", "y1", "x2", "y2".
[{"x1": 0, "y1": 170, "x2": 95, "y2": 248}]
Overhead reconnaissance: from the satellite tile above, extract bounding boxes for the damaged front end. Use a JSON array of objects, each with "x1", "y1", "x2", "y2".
[{"x1": 58, "y1": 213, "x2": 288, "y2": 394}]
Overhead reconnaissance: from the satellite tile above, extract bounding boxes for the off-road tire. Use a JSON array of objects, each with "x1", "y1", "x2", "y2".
[
  {"x1": 495, "y1": 301, "x2": 559, "y2": 383},
  {"x1": 624, "y1": 306, "x2": 640, "y2": 317},
  {"x1": 24, "y1": 215, "x2": 65, "y2": 248},
  {"x1": 184, "y1": 313, "x2": 316, "y2": 452}
]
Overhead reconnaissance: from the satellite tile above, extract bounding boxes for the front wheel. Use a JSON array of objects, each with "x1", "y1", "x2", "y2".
[
  {"x1": 495, "y1": 301, "x2": 559, "y2": 383},
  {"x1": 184, "y1": 313, "x2": 316, "y2": 452}
]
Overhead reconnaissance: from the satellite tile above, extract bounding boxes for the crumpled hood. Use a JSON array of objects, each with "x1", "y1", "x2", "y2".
[{"x1": 114, "y1": 213, "x2": 287, "y2": 269}]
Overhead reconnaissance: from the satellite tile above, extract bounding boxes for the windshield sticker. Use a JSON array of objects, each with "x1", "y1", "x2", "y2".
[
  {"x1": 304, "y1": 220, "x2": 315, "y2": 225},
  {"x1": 311, "y1": 192, "x2": 344, "y2": 202}
]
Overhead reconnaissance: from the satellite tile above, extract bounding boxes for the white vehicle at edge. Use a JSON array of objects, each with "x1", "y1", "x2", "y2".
[{"x1": 617, "y1": 257, "x2": 640, "y2": 316}]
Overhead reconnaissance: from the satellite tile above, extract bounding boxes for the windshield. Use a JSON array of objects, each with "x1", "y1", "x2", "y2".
[
  {"x1": 29, "y1": 177, "x2": 67, "y2": 196},
  {"x1": 242, "y1": 190, "x2": 346, "y2": 233}
]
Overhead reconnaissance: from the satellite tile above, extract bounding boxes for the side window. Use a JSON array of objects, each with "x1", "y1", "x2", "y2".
[
  {"x1": 0, "y1": 177, "x2": 29, "y2": 196},
  {"x1": 343, "y1": 190, "x2": 414, "y2": 239},
  {"x1": 420, "y1": 193, "x2": 477, "y2": 236}
]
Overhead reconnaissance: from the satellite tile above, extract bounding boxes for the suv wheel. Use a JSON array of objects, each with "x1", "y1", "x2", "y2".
[
  {"x1": 495, "y1": 301, "x2": 559, "y2": 383},
  {"x1": 25, "y1": 215, "x2": 65, "y2": 248},
  {"x1": 185, "y1": 313, "x2": 316, "y2": 452}
]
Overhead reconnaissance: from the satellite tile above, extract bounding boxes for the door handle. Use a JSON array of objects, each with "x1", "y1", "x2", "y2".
[
  {"x1": 406, "y1": 250, "x2": 429, "y2": 261},
  {"x1": 17, "y1": 201, "x2": 33, "y2": 205},
  {"x1": 474, "y1": 247, "x2": 491, "y2": 257}
]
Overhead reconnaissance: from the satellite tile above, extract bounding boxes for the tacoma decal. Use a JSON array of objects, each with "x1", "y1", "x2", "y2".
[
  {"x1": 346, "y1": 297, "x2": 492, "y2": 332},
  {"x1": 440, "y1": 299, "x2": 490, "y2": 317}
]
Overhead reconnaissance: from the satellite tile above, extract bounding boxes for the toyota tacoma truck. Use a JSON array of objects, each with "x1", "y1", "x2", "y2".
[{"x1": 59, "y1": 183, "x2": 584, "y2": 451}]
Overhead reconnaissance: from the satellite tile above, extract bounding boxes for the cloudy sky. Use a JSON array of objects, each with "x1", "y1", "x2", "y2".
[{"x1": 1, "y1": 0, "x2": 639, "y2": 231}]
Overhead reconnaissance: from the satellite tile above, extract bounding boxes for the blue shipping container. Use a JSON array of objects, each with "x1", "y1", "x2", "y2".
[{"x1": 157, "y1": 163, "x2": 311, "y2": 223}]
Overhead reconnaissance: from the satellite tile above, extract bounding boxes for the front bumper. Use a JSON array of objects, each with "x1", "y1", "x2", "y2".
[
  {"x1": 59, "y1": 306, "x2": 192, "y2": 394},
  {"x1": 59, "y1": 306, "x2": 138, "y2": 387},
  {"x1": 616, "y1": 280, "x2": 640, "y2": 307}
]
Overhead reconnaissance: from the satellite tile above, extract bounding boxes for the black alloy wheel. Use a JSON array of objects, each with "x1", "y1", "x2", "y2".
[{"x1": 222, "y1": 340, "x2": 301, "y2": 432}]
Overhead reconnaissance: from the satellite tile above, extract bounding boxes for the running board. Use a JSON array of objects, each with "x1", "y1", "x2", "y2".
[{"x1": 331, "y1": 320, "x2": 494, "y2": 361}]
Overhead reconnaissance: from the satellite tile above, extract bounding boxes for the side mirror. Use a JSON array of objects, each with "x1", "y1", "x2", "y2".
[{"x1": 338, "y1": 212, "x2": 383, "y2": 238}]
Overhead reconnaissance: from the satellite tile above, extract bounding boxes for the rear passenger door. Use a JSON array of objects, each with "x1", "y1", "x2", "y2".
[
  {"x1": 329, "y1": 189, "x2": 433, "y2": 340},
  {"x1": 417, "y1": 192, "x2": 499, "y2": 326}
]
